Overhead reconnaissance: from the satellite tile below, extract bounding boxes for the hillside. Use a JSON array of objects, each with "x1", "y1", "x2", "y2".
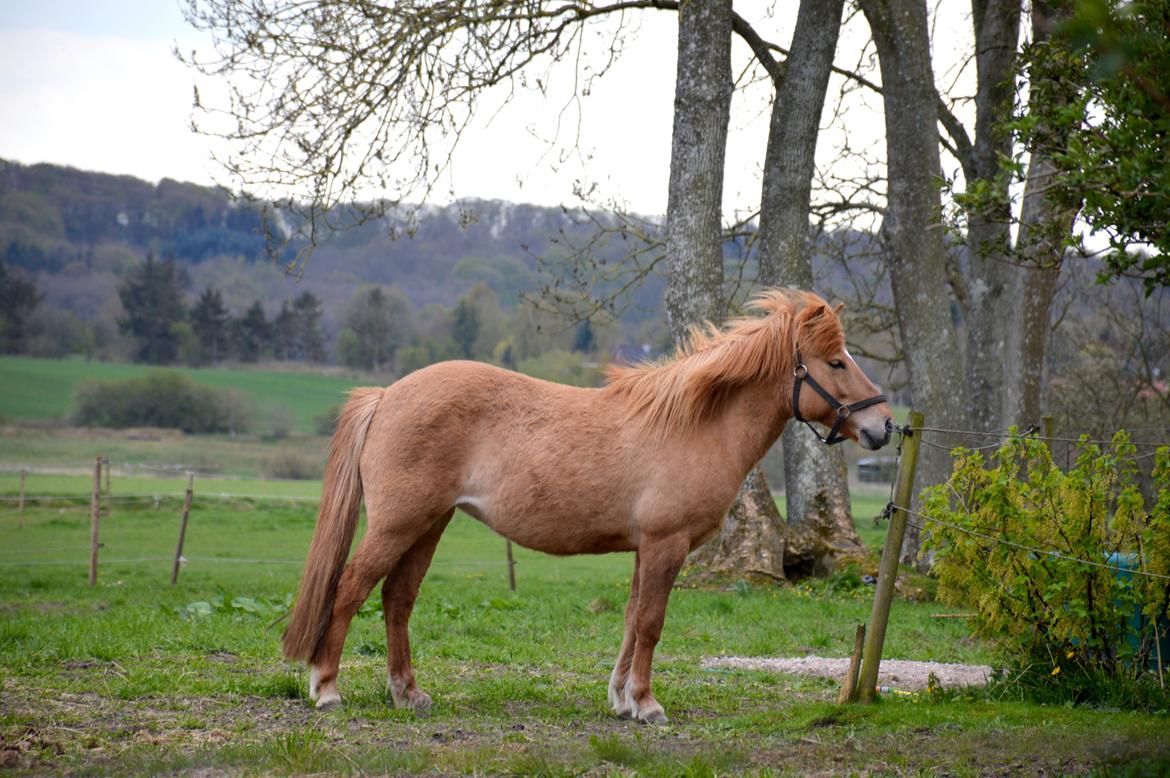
[{"x1": 0, "y1": 159, "x2": 666, "y2": 339}]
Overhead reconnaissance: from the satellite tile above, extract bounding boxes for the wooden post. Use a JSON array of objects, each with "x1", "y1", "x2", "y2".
[
  {"x1": 857, "y1": 411, "x2": 923, "y2": 703},
  {"x1": 89, "y1": 455, "x2": 102, "y2": 587},
  {"x1": 171, "y1": 473, "x2": 195, "y2": 585},
  {"x1": 17, "y1": 469, "x2": 26, "y2": 529},
  {"x1": 506, "y1": 540, "x2": 516, "y2": 593},
  {"x1": 1041, "y1": 415, "x2": 1054, "y2": 441},
  {"x1": 837, "y1": 623, "x2": 866, "y2": 704}
]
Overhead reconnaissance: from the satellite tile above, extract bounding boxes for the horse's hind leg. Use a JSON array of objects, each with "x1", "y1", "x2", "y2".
[
  {"x1": 382, "y1": 509, "x2": 452, "y2": 712},
  {"x1": 310, "y1": 526, "x2": 426, "y2": 708},
  {"x1": 608, "y1": 551, "x2": 640, "y2": 717}
]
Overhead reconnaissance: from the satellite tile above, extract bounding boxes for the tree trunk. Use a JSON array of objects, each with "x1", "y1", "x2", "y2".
[
  {"x1": 963, "y1": 0, "x2": 1022, "y2": 433},
  {"x1": 861, "y1": 0, "x2": 969, "y2": 567},
  {"x1": 658, "y1": 0, "x2": 797, "y2": 581},
  {"x1": 662, "y1": 0, "x2": 732, "y2": 339},
  {"x1": 756, "y1": 0, "x2": 867, "y2": 565},
  {"x1": 1004, "y1": 0, "x2": 1078, "y2": 427}
]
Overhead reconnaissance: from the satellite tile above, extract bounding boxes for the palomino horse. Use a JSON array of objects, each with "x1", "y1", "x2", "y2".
[{"x1": 282, "y1": 289, "x2": 892, "y2": 723}]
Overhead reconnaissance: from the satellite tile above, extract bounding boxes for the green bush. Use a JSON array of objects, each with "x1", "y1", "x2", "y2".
[
  {"x1": 921, "y1": 432, "x2": 1170, "y2": 706},
  {"x1": 262, "y1": 451, "x2": 323, "y2": 480},
  {"x1": 313, "y1": 404, "x2": 341, "y2": 436},
  {"x1": 70, "y1": 372, "x2": 251, "y2": 434}
]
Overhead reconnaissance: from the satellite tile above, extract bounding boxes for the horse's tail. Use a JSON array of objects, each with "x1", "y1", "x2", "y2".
[{"x1": 282, "y1": 387, "x2": 383, "y2": 664}]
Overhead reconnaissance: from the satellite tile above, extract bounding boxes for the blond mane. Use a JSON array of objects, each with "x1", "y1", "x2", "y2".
[{"x1": 602, "y1": 289, "x2": 844, "y2": 437}]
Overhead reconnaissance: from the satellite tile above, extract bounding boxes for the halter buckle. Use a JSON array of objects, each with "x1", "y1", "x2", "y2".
[{"x1": 793, "y1": 364, "x2": 808, "y2": 379}]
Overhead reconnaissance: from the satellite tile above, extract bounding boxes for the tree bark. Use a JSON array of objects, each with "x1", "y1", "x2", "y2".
[
  {"x1": 1004, "y1": 0, "x2": 1078, "y2": 427},
  {"x1": 662, "y1": 0, "x2": 732, "y2": 339},
  {"x1": 756, "y1": 0, "x2": 867, "y2": 565},
  {"x1": 963, "y1": 0, "x2": 1022, "y2": 433},
  {"x1": 861, "y1": 0, "x2": 969, "y2": 567}
]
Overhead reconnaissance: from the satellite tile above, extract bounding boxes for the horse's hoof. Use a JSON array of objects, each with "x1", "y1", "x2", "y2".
[
  {"x1": 308, "y1": 668, "x2": 320, "y2": 702},
  {"x1": 613, "y1": 701, "x2": 635, "y2": 719},
  {"x1": 315, "y1": 691, "x2": 341, "y2": 709},
  {"x1": 636, "y1": 703, "x2": 667, "y2": 724},
  {"x1": 405, "y1": 690, "x2": 433, "y2": 714}
]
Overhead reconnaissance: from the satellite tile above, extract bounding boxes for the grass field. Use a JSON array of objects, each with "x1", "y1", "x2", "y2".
[
  {"x1": 0, "y1": 356, "x2": 367, "y2": 435},
  {"x1": 2, "y1": 474, "x2": 1168, "y2": 775}
]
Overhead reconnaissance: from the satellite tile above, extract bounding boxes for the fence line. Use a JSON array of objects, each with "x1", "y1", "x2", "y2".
[
  {"x1": 911, "y1": 425, "x2": 1170, "y2": 450},
  {"x1": 883, "y1": 500, "x2": 1170, "y2": 582},
  {"x1": 0, "y1": 492, "x2": 318, "y2": 504},
  {"x1": 0, "y1": 554, "x2": 511, "y2": 569},
  {"x1": 0, "y1": 544, "x2": 99, "y2": 556}
]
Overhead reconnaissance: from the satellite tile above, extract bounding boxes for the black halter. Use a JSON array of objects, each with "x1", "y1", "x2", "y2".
[{"x1": 791, "y1": 353, "x2": 888, "y2": 445}]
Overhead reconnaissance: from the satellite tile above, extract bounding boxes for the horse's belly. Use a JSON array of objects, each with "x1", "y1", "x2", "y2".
[{"x1": 455, "y1": 496, "x2": 635, "y2": 555}]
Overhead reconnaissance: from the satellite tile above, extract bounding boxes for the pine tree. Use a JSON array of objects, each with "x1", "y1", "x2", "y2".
[
  {"x1": 291, "y1": 291, "x2": 326, "y2": 363},
  {"x1": 117, "y1": 253, "x2": 187, "y2": 364},
  {"x1": 232, "y1": 300, "x2": 271, "y2": 363},
  {"x1": 272, "y1": 301, "x2": 296, "y2": 360},
  {"x1": 0, "y1": 259, "x2": 43, "y2": 354},
  {"x1": 337, "y1": 286, "x2": 411, "y2": 371},
  {"x1": 190, "y1": 287, "x2": 231, "y2": 364},
  {"x1": 452, "y1": 298, "x2": 480, "y2": 359}
]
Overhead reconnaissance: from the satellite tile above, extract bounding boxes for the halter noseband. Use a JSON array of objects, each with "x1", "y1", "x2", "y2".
[{"x1": 791, "y1": 352, "x2": 888, "y2": 445}]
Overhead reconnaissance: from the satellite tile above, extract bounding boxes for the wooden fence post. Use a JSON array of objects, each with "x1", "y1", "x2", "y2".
[
  {"x1": 90, "y1": 455, "x2": 102, "y2": 587},
  {"x1": 837, "y1": 623, "x2": 866, "y2": 704},
  {"x1": 506, "y1": 540, "x2": 516, "y2": 593},
  {"x1": 857, "y1": 411, "x2": 923, "y2": 703},
  {"x1": 17, "y1": 469, "x2": 26, "y2": 529},
  {"x1": 172, "y1": 473, "x2": 195, "y2": 585}
]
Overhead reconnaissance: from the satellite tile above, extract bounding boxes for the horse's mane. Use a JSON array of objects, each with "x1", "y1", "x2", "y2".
[{"x1": 602, "y1": 289, "x2": 844, "y2": 437}]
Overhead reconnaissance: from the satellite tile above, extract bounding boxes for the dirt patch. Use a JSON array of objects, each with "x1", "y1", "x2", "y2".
[{"x1": 701, "y1": 655, "x2": 992, "y2": 691}]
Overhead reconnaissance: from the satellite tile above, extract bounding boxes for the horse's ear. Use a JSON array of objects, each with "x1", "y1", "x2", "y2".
[
  {"x1": 833, "y1": 302, "x2": 845, "y2": 315},
  {"x1": 797, "y1": 302, "x2": 828, "y2": 324}
]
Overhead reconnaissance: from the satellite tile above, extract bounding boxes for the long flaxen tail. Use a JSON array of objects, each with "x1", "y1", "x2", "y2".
[{"x1": 282, "y1": 387, "x2": 383, "y2": 664}]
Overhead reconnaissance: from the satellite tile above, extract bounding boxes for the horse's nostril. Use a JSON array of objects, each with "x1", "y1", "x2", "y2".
[{"x1": 884, "y1": 417, "x2": 895, "y2": 434}]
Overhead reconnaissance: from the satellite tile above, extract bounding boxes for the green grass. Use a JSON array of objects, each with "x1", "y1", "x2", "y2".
[
  {"x1": 0, "y1": 355, "x2": 367, "y2": 434},
  {"x1": 2, "y1": 477, "x2": 1168, "y2": 775}
]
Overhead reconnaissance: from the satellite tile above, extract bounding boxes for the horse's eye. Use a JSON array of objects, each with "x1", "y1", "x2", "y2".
[{"x1": 829, "y1": 359, "x2": 846, "y2": 370}]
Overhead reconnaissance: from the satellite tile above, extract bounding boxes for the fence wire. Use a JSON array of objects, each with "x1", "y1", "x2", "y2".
[{"x1": 881, "y1": 501, "x2": 1170, "y2": 582}]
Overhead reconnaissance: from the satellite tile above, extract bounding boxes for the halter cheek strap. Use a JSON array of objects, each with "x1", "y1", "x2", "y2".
[{"x1": 791, "y1": 353, "x2": 888, "y2": 445}]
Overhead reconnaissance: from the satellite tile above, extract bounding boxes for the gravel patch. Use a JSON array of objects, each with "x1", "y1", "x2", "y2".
[{"x1": 701, "y1": 655, "x2": 993, "y2": 691}]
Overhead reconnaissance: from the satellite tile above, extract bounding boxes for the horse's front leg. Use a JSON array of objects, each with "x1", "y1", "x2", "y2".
[
  {"x1": 608, "y1": 551, "x2": 640, "y2": 717},
  {"x1": 621, "y1": 534, "x2": 689, "y2": 724}
]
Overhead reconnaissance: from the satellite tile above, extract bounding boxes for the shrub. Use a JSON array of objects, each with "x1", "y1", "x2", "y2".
[
  {"x1": 263, "y1": 451, "x2": 322, "y2": 480},
  {"x1": 921, "y1": 432, "x2": 1170, "y2": 706},
  {"x1": 70, "y1": 372, "x2": 251, "y2": 434},
  {"x1": 259, "y1": 402, "x2": 297, "y2": 440},
  {"x1": 313, "y1": 404, "x2": 341, "y2": 436}
]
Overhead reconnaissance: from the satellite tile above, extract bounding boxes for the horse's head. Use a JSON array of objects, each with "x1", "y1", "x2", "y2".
[{"x1": 790, "y1": 300, "x2": 893, "y2": 450}]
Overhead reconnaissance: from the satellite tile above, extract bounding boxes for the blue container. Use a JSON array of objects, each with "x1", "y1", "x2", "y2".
[{"x1": 1107, "y1": 552, "x2": 1170, "y2": 672}]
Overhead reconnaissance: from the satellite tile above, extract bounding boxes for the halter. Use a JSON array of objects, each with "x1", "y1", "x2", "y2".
[{"x1": 791, "y1": 352, "x2": 888, "y2": 445}]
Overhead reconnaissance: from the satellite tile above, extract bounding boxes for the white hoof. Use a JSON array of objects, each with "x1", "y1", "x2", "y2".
[
  {"x1": 315, "y1": 691, "x2": 341, "y2": 709},
  {"x1": 607, "y1": 673, "x2": 624, "y2": 711},
  {"x1": 613, "y1": 681, "x2": 636, "y2": 718}
]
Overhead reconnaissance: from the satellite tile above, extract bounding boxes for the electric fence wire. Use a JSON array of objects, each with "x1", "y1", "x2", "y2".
[{"x1": 881, "y1": 501, "x2": 1170, "y2": 582}]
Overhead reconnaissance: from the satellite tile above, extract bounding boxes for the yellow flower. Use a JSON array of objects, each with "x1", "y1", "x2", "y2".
[
  {"x1": 1066, "y1": 651, "x2": 1075, "y2": 659},
  {"x1": 1051, "y1": 666, "x2": 1061, "y2": 676}
]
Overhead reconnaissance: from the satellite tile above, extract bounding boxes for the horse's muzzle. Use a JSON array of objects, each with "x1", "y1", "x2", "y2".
[{"x1": 859, "y1": 417, "x2": 894, "y2": 450}]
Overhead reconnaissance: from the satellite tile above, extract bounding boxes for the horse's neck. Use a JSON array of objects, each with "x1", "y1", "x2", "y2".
[{"x1": 719, "y1": 379, "x2": 792, "y2": 475}]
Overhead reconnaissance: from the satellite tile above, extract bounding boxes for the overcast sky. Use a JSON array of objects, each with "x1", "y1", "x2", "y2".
[{"x1": 0, "y1": 2, "x2": 973, "y2": 218}]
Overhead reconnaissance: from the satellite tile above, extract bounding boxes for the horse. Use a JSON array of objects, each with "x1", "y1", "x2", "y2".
[{"x1": 281, "y1": 288, "x2": 893, "y2": 723}]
